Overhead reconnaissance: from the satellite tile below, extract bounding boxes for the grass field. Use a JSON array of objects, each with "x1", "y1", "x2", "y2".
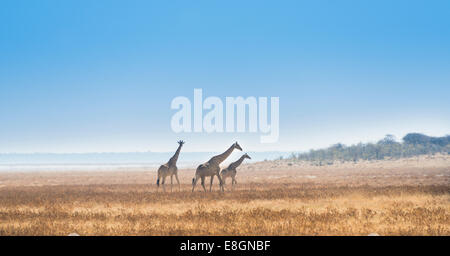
[{"x1": 0, "y1": 154, "x2": 449, "y2": 236}]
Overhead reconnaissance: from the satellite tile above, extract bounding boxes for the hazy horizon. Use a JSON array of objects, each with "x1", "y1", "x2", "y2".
[{"x1": 0, "y1": 151, "x2": 293, "y2": 170}]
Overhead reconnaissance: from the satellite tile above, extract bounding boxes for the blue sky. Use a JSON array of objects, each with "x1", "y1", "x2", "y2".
[{"x1": 1, "y1": 0, "x2": 449, "y2": 153}]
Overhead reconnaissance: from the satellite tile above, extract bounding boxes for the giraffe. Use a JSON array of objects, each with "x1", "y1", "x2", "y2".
[
  {"x1": 220, "y1": 153, "x2": 251, "y2": 190},
  {"x1": 192, "y1": 142, "x2": 243, "y2": 192},
  {"x1": 156, "y1": 140, "x2": 184, "y2": 192}
]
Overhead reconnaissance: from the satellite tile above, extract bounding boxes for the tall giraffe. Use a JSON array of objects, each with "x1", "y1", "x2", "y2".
[
  {"x1": 192, "y1": 142, "x2": 243, "y2": 192},
  {"x1": 156, "y1": 140, "x2": 184, "y2": 192},
  {"x1": 220, "y1": 153, "x2": 251, "y2": 190}
]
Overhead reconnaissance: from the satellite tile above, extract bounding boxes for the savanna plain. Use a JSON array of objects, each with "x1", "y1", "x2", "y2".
[{"x1": 0, "y1": 154, "x2": 449, "y2": 236}]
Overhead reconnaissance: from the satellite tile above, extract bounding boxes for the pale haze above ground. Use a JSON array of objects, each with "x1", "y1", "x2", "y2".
[{"x1": 1, "y1": 1, "x2": 449, "y2": 153}]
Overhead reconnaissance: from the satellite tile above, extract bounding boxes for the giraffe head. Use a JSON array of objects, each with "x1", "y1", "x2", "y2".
[
  {"x1": 177, "y1": 140, "x2": 185, "y2": 146},
  {"x1": 234, "y1": 142, "x2": 243, "y2": 151},
  {"x1": 243, "y1": 153, "x2": 251, "y2": 159}
]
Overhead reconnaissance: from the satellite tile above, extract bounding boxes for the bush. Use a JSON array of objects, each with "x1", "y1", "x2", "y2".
[{"x1": 291, "y1": 133, "x2": 450, "y2": 162}]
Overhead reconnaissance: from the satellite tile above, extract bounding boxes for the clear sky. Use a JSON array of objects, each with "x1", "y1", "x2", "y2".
[{"x1": 1, "y1": 0, "x2": 449, "y2": 153}]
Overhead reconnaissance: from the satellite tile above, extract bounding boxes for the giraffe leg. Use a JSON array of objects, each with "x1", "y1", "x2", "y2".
[
  {"x1": 170, "y1": 175, "x2": 173, "y2": 192},
  {"x1": 192, "y1": 175, "x2": 199, "y2": 192},
  {"x1": 201, "y1": 176, "x2": 206, "y2": 192},
  {"x1": 209, "y1": 175, "x2": 214, "y2": 192},
  {"x1": 217, "y1": 173, "x2": 224, "y2": 192},
  {"x1": 175, "y1": 173, "x2": 180, "y2": 191},
  {"x1": 163, "y1": 176, "x2": 167, "y2": 192}
]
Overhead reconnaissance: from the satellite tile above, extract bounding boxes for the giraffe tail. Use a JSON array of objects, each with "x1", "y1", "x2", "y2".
[
  {"x1": 156, "y1": 165, "x2": 163, "y2": 187},
  {"x1": 192, "y1": 178, "x2": 195, "y2": 185}
]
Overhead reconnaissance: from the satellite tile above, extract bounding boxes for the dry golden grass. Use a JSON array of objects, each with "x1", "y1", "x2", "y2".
[{"x1": 0, "y1": 155, "x2": 449, "y2": 236}]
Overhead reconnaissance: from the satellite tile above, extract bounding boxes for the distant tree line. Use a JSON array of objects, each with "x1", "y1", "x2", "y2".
[{"x1": 290, "y1": 133, "x2": 450, "y2": 163}]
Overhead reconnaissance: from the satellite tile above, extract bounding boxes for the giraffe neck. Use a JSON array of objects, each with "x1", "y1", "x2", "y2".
[
  {"x1": 229, "y1": 155, "x2": 246, "y2": 169},
  {"x1": 210, "y1": 144, "x2": 235, "y2": 164},
  {"x1": 168, "y1": 144, "x2": 182, "y2": 166}
]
